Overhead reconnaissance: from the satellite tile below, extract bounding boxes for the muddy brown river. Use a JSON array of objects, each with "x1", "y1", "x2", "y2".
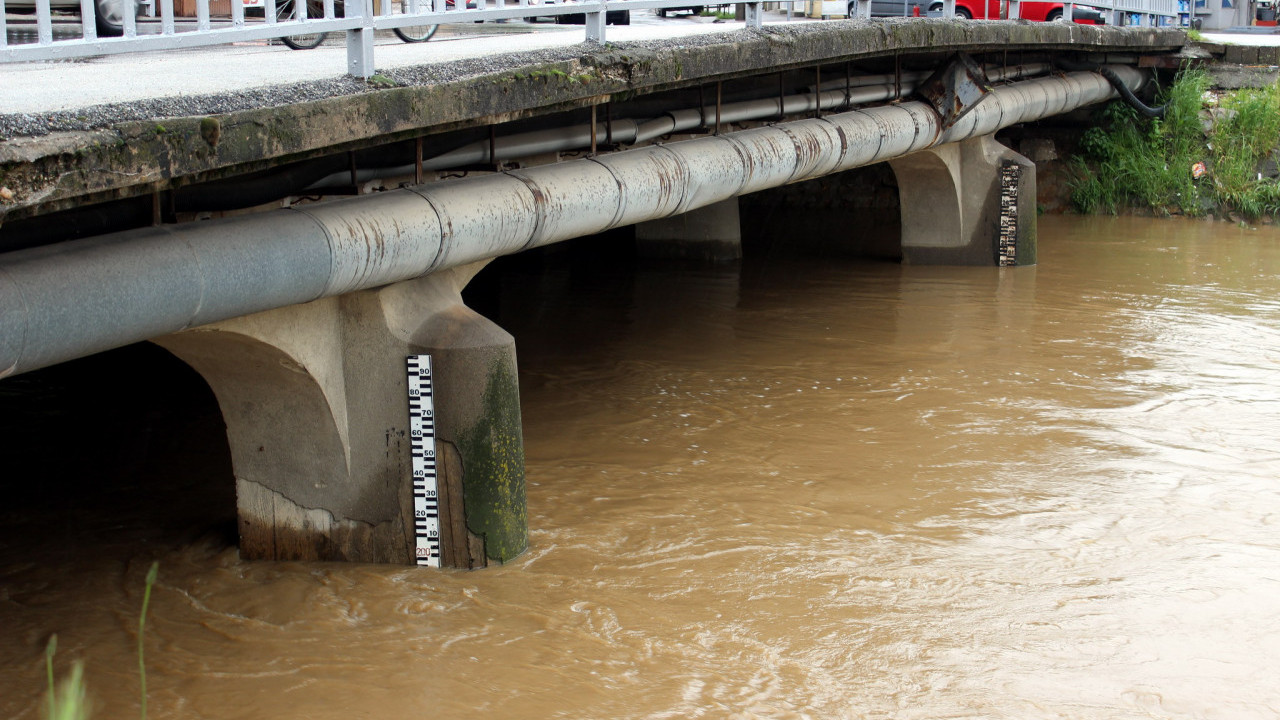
[{"x1": 4, "y1": 214, "x2": 1280, "y2": 719}]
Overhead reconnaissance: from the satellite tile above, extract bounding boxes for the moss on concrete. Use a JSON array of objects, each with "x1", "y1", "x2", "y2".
[{"x1": 456, "y1": 354, "x2": 528, "y2": 563}]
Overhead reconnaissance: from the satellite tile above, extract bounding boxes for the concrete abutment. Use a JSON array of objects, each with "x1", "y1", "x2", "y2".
[
  {"x1": 889, "y1": 135, "x2": 1037, "y2": 266},
  {"x1": 636, "y1": 198, "x2": 744, "y2": 263},
  {"x1": 155, "y1": 262, "x2": 528, "y2": 567}
]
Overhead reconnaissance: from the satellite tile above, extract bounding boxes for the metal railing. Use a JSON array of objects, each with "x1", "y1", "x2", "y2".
[
  {"x1": 1090, "y1": 0, "x2": 1178, "y2": 23},
  {"x1": 1, "y1": 0, "x2": 1177, "y2": 77},
  {"x1": 2, "y1": 0, "x2": 767, "y2": 73}
]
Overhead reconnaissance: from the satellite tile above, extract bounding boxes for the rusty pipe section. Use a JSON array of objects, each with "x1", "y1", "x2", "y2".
[{"x1": 0, "y1": 68, "x2": 1143, "y2": 377}]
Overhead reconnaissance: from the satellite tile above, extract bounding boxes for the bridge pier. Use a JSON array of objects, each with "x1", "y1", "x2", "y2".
[
  {"x1": 154, "y1": 262, "x2": 527, "y2": 567},
  {"x1": 889, "y1": 135, "x2": 1037, "y2": 266},
  {"x1": 635, "y1": 198, "x2": 743, "y2": 263}
]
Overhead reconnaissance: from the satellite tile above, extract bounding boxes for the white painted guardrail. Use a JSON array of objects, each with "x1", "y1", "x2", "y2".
[
  {"x1": 5, "y1": 0, "x2": 767, "y2": 75},
  {"x1": 0, "y1": 0, "x2": 1175, "y2": 77}
]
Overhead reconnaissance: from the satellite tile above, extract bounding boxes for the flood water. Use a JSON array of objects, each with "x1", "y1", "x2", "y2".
[{"x1": 4, "y1": 214, "x2": 1280, "y2": 719}]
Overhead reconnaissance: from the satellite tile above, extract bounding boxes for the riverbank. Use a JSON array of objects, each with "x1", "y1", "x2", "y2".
[{"x1": 1024, "y1": 61, "x2": 1280, "y2": 224}]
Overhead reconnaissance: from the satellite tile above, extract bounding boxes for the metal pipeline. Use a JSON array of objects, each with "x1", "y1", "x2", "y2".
[
  {"x1": 1054, "y1": 57, "x2": 1165, "y2": 118},
  {"x1": 304, "y1": 85, "x2": 918, "y2": 190},
  {"x1": 0, "y1": 67, "x2": 1146, "y2": 378},
  {"x1": 305, "y1": 62, "x2": 1058, "y2": 192}
]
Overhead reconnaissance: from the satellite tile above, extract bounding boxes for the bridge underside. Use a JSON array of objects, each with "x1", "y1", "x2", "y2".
[
  {"x1": 142, "y1": 129, "x2": 1037, "y2": 566},
  {"x1": 0, "y1": 21, "x2": 1187, "y2": 566}
]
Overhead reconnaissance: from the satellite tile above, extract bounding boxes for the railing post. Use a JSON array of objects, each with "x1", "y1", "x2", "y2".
[
  {"x1": 36, "y1": 0, "x2": 54, "y2": 45},
  {"x1": 1007, "y1": 0, "x2": 1019, "y2": 17},
  {"x1": 745, "y1": 0, "x2": 763, "y2": 26},
  {"x1": 942, "y1": 0, "x2": 955, "y2": 15},
  {"x1": 158, "y1": 0, "x2": 174, "y2": 34},
  {"x1": 585, "y1": 0, "x2": 605, "y2": 41},
  {"x1": 77, "y1": 0, "x2": 98, "y2": 39},
  {"x1": 1062, "y1": 1, "x2": 1072, "y2": 19},
  {"x1": 128, "y1": 0, "x2": 143, "y2": 36},
  {"x1": 347, "y1": 0, "x2": 376, "y2": 78}
]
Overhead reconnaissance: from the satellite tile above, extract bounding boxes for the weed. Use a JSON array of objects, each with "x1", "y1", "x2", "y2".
[
  {"x1": 45, "y1": 635, "x2": 58, "y2": 719},
  {"x1": 139, "y1": 561, "x2": 159, "y2": 720},
  {"x1": 1069, "y1": 68, "x2": 1280, "y2": 220},
  {"x1": 40, "y1": 561, "x2": 161, "y2": 720},
  {"x1": 44, "y1": 635, "x2": 88, "y2": 720}
]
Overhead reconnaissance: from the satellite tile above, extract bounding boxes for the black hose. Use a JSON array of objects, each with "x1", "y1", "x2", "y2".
[
  {"x1": 1099, "y1": 66, "x2": 1166, "y2": 118},
  {"x1": 1053, "y1": 58, "x2": 1166, "y2": 118}
]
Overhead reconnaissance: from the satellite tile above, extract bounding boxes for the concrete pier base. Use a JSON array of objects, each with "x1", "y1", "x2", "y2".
[
  {"x1": 889, "y1": 134, "x2": 1037, "y2": 266},
  {"x1": 635, "y1": 198, "x2": 743, "y2": 263},
  {"x1": 154, "y1": 262, "x2": 528, "y2": 567}
]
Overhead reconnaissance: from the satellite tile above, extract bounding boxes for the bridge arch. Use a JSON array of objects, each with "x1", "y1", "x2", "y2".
[
  {"x1": 154, "y1": 326, "x2": 359, "y2": 561},
  {"x1": 0, "y1": 342, "x2": 236, "y2": 555}
]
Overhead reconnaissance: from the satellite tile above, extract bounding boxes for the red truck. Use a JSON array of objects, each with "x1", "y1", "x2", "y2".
[{"x1": 849, "y1": 0, "x2": 1106, "y2": 22}]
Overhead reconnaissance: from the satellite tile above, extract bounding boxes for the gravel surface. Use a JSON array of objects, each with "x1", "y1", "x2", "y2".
[{"x1": 0, "y1": 27, "x2": 768, "y2": 140}]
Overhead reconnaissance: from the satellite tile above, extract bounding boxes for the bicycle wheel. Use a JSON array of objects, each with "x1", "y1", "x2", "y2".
[
  {"x1": 394, "y1": 24, "x2": 439, "y2": 41},
  {"x1": 277, "y1": 0, "x2": 328, "y2": 50}
]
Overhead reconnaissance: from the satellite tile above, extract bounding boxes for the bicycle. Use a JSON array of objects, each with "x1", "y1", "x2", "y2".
[{"x1": 277, "y1": 0, "x2": 438, "y2": 49}]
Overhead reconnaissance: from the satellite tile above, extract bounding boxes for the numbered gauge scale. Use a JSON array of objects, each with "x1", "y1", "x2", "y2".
[{"x1": 406, "y1": 355, "x2": 441, "y2": 567}]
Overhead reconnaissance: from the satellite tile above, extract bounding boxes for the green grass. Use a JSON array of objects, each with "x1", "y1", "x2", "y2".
[
  {"x1": 44, "y1": 637, "x2": 88, "y2": 720},
  {"x1": 1070, "y1": 68, "x2": 1280, "y2": 220},
  {"x1": 42, "y1": 561, "x2": 161, "y2": 720},
  {"x1": 139, "y1": 562, "x2": 159, "y2": 720}
]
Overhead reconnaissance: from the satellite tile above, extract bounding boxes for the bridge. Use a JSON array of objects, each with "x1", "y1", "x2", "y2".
[{"x1": 0, "y1": 17, "x2": 1188, "y2": 567}]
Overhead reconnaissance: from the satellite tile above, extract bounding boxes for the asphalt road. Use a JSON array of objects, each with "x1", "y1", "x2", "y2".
[{"x1": 0, "y1": 9, "x2": 798, "y2": 115}]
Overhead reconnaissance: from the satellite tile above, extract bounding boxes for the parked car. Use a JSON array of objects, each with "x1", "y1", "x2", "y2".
[
  {"x1": 655, "y1": 5, "x2": 704, "y2": 15},
  {"x1": 550, "y1": 3, "x2": 630, "y2": 23},
  {"x1": 847, "y1": 0, "x2": 1104, "y2": 22},
  {"x1": 553, "y1": 9, "x2": 630, "y2": 22},
  {"x1": 846, "y1": 0, "x2": 924, "y2": 15},
  {"x1": 6, "y1": 0, "x2": 140, "y2": 35},
  {"x1": 521, "y1": 0, "x2": 628, "y2": 23},
  {"x1": 944, "y1": 0, "x2": 1106, "y2": 21}
]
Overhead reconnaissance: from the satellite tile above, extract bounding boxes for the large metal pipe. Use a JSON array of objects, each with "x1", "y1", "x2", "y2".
[
  {"x1": 0, "y1": 67, "x2": 1145, "y2": 378},
  {"x1": 303, "y1": 63, "x2": 1055, "y2": 191}
]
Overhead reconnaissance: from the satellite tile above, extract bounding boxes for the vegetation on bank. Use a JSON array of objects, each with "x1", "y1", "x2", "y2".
[{"x1": 1070, "y1": 68, "x2": 1280, "y2": 220}]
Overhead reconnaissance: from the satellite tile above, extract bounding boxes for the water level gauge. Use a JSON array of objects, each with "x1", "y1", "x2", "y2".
[{"x1": 406, "y1": 355, "x2": 441, "y2": 568}]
